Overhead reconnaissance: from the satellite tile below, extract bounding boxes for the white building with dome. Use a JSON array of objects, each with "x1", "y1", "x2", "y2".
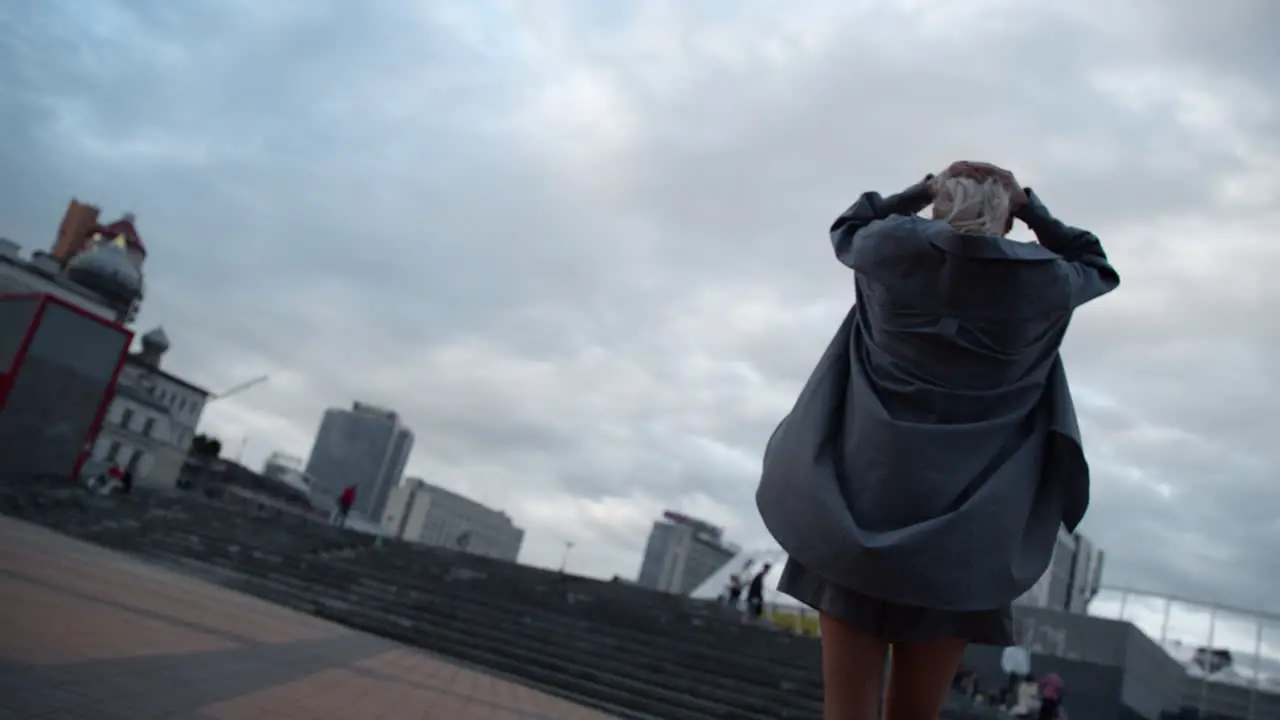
[
  {"x1": 87, "y1": 327, "x2": 211, "y2": 489},
  {"x1": 0, "y1": 237, "x2": 138, "y2": 323},
  {"x1": 0, "y1": 223, "x2": 209, "y2": 488}
]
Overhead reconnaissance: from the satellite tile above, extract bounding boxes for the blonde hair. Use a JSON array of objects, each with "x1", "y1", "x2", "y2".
[{"x1": 931, "y1": 171, "x2": 1013, "y2": 236}]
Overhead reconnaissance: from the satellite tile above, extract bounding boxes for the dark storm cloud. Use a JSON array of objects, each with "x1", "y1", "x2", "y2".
[{"x1": 0, "y1": 0, "x2": 1276, "y2": 627}]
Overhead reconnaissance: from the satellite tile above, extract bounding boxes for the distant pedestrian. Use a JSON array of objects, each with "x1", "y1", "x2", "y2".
[
  {"x1": 726, "y1": 574, "x2": 743, "y2": 609},
  {"x1": 744, "y1": 563, "x2": 771, "y2": 624},
  {"x1": 1038, "y1": 673, "x2": 1064, "y2": 720},
  {"x1": 335, "y1": 485, "x2": 356, "y2": 527},
  {"x1": 87, "y1": 465, "x2": 124, "y2": 494},
  {"x1": 1011, "y1": 674, "x2": 1040, "y2": 718}
]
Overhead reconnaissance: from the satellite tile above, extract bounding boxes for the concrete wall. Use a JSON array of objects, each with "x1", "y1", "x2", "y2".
[
  {"x1": 1122, "y1": 624, "x2": 1188, "y2": 719},
  {"x1": 1011, "y1": 605, "x2": 1131, "y2": 664},
  {"x1": 1180, "y1": 676, "x2": 1280, "y2": 720},
  {"x1": 143, "y1": 445, "x2": 186, "y2": 490},
  {"x1": 963, "y1": 609, "x2": 1187, "y2": 720},
  {"x1": 965, "y1": 646, "x2": 1128, "y2": 720}
]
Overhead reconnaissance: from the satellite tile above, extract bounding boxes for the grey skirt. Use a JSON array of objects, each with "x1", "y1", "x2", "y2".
[{"x1": 777, "y1": 557, "x2": 1014, "y2": 646}]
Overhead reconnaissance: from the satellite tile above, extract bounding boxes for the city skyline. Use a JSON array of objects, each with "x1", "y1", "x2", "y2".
[{"x1": 1, "y1": 1, "x2": 1275, "y2": 618}]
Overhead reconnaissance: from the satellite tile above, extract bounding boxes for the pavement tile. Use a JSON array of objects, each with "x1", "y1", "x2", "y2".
[
  {"x1": 0, "y1": 534, "x2": 342, "y2": 645},
  {"x1": 0, "y1": 575, "x2": 238, "y2": 665},
  {"x1": 0, "y1": 515, "x2": 615, "y2": 719}
]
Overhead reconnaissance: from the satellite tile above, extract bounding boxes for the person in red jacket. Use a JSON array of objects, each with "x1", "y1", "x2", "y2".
[{"x1": 335, "y1": 485, "x2": 356, "y2": 527}]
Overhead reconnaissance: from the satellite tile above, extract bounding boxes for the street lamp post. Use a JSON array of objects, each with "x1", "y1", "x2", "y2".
[
  {"x1": 196, "y1": 375, "x2": 269, "y2": 461},
  {"x1": 210, "y1": 375, "x2": 269, "y2": 403},
  {"x1": 559, "y1": 541, "x2": 575, "y2": 573}
]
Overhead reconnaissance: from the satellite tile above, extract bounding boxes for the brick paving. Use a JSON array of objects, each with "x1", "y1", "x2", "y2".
[{"x1": 0, "y1": 516, "x2": 617, "y2": 719}]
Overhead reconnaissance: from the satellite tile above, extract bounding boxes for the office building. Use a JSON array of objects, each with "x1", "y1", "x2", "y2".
[
  {"x1": 380, "y1": 478, "x2": 524, "y2": 562},
  {"x1": 88, "y1": 327, "x2": 211, "y2": 489},
  {"x1": 303, "y1": 402, "x2": 413, "y2": 520},
  {"x1": 636, "y1": 511, "x2": 739, "y2": 595},
  {"x1": 1014, "y1": 527, "x2": 1104, "y2": 613}
]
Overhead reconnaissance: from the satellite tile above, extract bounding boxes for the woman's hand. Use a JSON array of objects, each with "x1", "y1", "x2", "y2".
[{"x1": 923, "y1": 173, "x2": 940, "y2": 199}]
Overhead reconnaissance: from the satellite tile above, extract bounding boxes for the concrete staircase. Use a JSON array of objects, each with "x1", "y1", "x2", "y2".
[{"x1": 0, "y1": 478, "x2": 1004, "y2": 720}]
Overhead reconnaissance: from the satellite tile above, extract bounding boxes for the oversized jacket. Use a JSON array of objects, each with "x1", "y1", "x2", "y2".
[{"x1": 756, "y1": 179, "x2": 1120, "y2": 611}]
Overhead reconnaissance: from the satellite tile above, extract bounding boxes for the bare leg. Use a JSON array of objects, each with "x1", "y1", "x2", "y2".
[
  {"x1": 884, "y1": 637, "x2": 967, "y2": 720},
  {"x1": 819, "y1": 613, "x2": 889, "y2": 720}
]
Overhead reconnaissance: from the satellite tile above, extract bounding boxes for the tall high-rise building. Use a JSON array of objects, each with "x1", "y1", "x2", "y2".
[
  {"x1": 303, "y1": 402, "x2": 414, "y2": 520},
  {"x1": 636, "y1": 511, "x2": 738, "y2": 595},
  {"x1": 1014, "y1": 528, "x2": 1104, "y2": 614}
]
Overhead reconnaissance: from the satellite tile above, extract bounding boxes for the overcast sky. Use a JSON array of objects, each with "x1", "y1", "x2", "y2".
[{"x1": 2, "y1": 0, "x2": 1277, "y2": 630}]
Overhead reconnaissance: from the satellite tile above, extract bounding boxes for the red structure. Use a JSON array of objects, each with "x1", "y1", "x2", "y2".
[
  {"x1": 0, "y1": 293, "x2": 132, "y2": 480},
  {"x1": 51, "y1": 200, "x2": 147, "y2": 267}
]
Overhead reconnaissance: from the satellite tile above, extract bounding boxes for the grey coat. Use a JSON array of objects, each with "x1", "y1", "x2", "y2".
[{"x1": 756, "y1": 181, "x2": 1119, "y2": 611}]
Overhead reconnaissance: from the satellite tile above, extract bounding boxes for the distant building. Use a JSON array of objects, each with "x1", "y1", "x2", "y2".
[
  {"x1": 636, "y1": 511, "x2": 739, "y2": 595},
  {"x1": 0, "y1": 236, "x2": 142, "y2": 324},
  {"x1": 88, "y1": 327, "x2": 210, "y2": 489},
  {"x1": 0, "y1": 204, "x2": 170, "y2": 480},
  {"x1": 262, "y1": 452, "x2": 311, "y2": 493},
  {"x1": 382, "y1": 477, "x2": 431, "y2": 540},
  {"x1": 51, "y1": 200, "x2": 147, "y2": 270},
  {"x1": 180, "y1": 458, "x2": 319, "y2": 520},
  {"x1": 262, "y1": 451, "x2": 302, "y2": 480},
  {"x1": 0, "y1": 200, "x2": 150, "y2": 325},
  {"x1": 52, "y1": 199, "x2": 101, "y2": 261},
  {"x1": 303, "y1": 402, "x2": 413, "y2": 520},
  {"x1": 381, "y1": 478, "x2": 524, "y2": 562},
  {"x1": 1014, "y1": 527, "x2": 1104, "y2": 614}
]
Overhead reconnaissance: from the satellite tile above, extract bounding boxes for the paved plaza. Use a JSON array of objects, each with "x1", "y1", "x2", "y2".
[{"x1": 0, "y1": 515, "x2": 615, "y2": 719}]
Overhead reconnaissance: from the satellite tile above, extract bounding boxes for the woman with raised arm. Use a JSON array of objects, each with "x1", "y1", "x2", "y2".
[{"x1": 756, "y1": 161, "x2": 1119, "y2": 720}]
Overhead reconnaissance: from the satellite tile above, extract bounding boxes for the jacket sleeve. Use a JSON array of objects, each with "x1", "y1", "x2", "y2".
[
  {"x1": 830, "y1": 177, "x2": 934, "y2": 268},
  {"x1": 1016, "y1": 188, "x2": 1120, "y2": 308}
]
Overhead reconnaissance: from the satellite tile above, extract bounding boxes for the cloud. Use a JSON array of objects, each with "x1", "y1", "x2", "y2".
[{"x1": 1, "y1": 0, "x2": 1277, "y2": 644}]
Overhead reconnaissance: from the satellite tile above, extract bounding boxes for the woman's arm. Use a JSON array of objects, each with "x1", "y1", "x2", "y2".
[
  {"x1": 1016, "y1": 188, "x2": 1120, "y2": 308},
  {"x1": 830, "y1": 177, "x2": 934, "y2": 267}
]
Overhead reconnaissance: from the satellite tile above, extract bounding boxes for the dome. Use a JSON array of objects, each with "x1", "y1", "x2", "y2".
[
  {"x1": 141, "y1": 327, "x2": 170, "y2": 352},
  {"x1": 65, "y1": 240, "x2": 143, "y2": 304}
]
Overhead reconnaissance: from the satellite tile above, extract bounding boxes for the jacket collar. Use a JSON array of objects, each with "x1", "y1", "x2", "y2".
[{"x1": 921, "y1": 221, "x2": 1060, "y2": 262}]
